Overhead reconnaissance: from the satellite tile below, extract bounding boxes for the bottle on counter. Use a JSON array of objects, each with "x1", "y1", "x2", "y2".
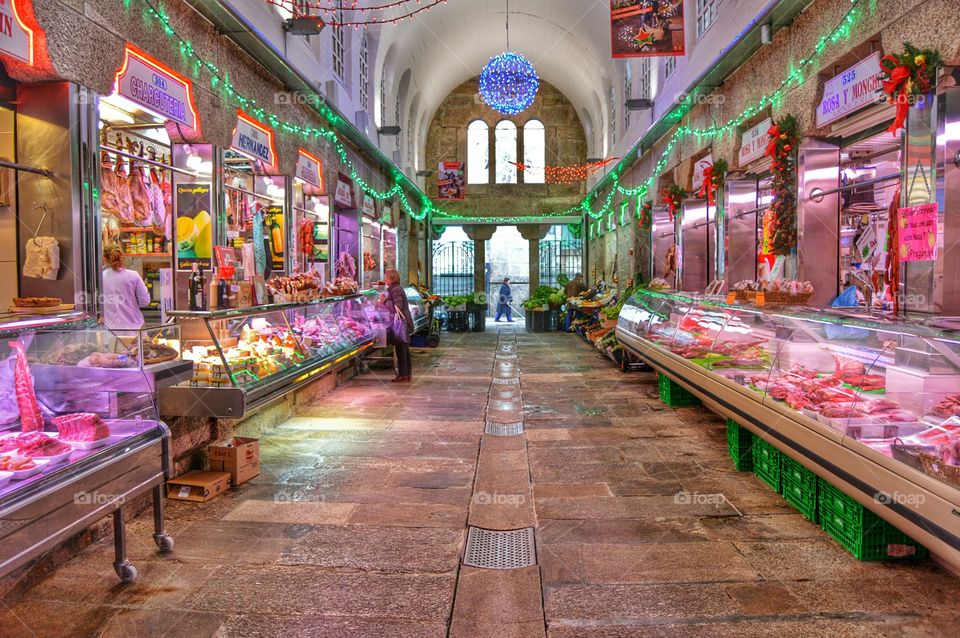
[
  {"x1": 217, "y1": 277, "x2": 229, "y2": 309},
  {"x1": 188, "y1": 266, "x2": 202, "y2": 311},
  {"x1": 198, "y1": 264, "x2": 208, "y2": 310}
]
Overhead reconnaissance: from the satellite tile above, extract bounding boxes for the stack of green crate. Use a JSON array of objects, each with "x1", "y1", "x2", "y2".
[
  {"x1": 781, "y1": 456, "x2": 818, "y2": 522},
  {"x1": 726, "y1": 419, "x2": 754, "y2": 472},
  {"x1": 752, "y1": 437, "x2": 782, "y2": 493},
  {"x1": 817, "y1": 479, "x2": 927, "y2": 560},
  {"x1": 657, "y1": 373, "x2": 701, "y2": 407}
]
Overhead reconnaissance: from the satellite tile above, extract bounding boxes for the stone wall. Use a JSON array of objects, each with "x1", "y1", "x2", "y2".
[
  {"x1": 587, "y1": 0, "x2": 960, "y2": 281},
  {"x1": 423, "y1": 78, "x2": 588, "y2": 219}
]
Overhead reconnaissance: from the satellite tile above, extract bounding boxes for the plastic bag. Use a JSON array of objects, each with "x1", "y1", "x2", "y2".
[{"x1": 831, "y1": 286, "x2": 859, "y2": 308}]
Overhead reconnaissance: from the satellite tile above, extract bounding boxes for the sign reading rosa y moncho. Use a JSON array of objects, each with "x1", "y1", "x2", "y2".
[
  {"x1": 115, "y1": 44, "x2": 200, "y2": 131},
  {"x1": 231, "y1": 110, "x2": 277, "y2": 169},
  {"x1": 738, "y1": 118, "x2": 772, "y2": 167},
  {"x1": 0, "y1": 0, "x2": 34, "y2": 65},
  {"x1": 816, "y1": 52, "x2": 884, "y2": 127}
]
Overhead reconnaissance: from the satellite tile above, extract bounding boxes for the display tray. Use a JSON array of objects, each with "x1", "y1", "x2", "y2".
[{"x1": 7, "y1": 304, "x2": 76, "y2": 315}]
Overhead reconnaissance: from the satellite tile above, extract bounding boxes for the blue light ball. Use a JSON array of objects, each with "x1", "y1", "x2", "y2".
[{"x1": 479, "y1": 52, "x2": 540, "y2": 115}]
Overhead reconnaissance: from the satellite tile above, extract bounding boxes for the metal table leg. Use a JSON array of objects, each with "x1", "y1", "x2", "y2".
[
  {"x1": 152, "y1": 484, "x2": 174, "y2": 552},
  {"x1": 112, "y1": 507, "x2": 137, "y2": 582}
]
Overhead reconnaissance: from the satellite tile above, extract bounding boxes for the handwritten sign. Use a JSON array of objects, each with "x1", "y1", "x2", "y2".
[
  {"x1": 115, "y1": 45, "x2": 200, "y2": 130},
  {"x1": 0, "y1": 1, "x2": 33, "y2": 65},
  {"x1": 897, "y1": 203, "x2": 938, "y2": 261},
  {"x1": 738, "y1": 118, "x2": 771, "y2": 167},
  {"x1": 817, "y1": 53, "x2": 884, "y2": 127},
  {"x1": 295, "y1": 149, "x2": 323, "y2": 188},
  {"x1": 231, "y1": 110, "x2": 277, "y2": 168}
]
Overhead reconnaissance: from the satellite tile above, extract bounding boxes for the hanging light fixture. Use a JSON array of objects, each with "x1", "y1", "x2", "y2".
[{"x1": 479, "y1": 0, "x2": 539, "y2": 115}]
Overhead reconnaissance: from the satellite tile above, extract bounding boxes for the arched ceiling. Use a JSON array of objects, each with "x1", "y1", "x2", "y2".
[{"x1": 375, "y1": 0, "x2": 615, "y2": 158}]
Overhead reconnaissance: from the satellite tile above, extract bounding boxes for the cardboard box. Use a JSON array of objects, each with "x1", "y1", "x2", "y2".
[
  {"x1": 209, "y1": 437, "x2": 261, "y2": 486},
  {"x1": 166, "y1": 470, "x2": 231, "y2": 502}
]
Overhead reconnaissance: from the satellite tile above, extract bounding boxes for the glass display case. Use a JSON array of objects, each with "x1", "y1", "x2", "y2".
[
  {"x1": 405, "y1": 286, "x2": 430, "y2": 334},
  {"x1": 161, "y1": 293, "x2": 381, "y2": 417},
  {"x1": 0, "y1": 320, "x2": 173, "y2": 583},
  {"x1": 617, "y1": 289, "x2": 960, "y2": 566}
]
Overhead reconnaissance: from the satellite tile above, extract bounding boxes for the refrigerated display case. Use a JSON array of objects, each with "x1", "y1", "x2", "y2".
[
  {"x1": 405, "y1": 286, "x2": 430, "y2": 335},
  {"x1": 160, "y1": 292, "x2": 382, "y2": 417},
  {"x1": 617, "y1": 288, "x2": 960, "y2": 568},
  {"x1": 0, "y1": 317, "x2": 177, "y2": 583}
]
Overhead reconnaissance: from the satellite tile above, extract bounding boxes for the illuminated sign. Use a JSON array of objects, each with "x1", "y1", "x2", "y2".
[
  {"x1": 231, "y1": 110, "x2": 277, "y2": 168},
  {"x1": 114, "y1": 44, "x2": 200, "y2": 130},
  {"x1": 0, "y1": 0, "x2": 34, "y2": 65},
  {"x1": 295, "y1": 148, "x2": 324, "y2": 188}
]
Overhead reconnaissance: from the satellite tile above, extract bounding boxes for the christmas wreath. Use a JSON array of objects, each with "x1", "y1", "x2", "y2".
[
  {"x1": 637, "y1": 199, "x2": 653, "y2": 231},
  {"x1": 764, "y1": 114, "x2": 800, "y2": 255},
  {"x1": 881, "y1": 43, "x2": 941, "y2": 135},
  {"x1": 661, "y1": 184, "x2": 686, "y2": 222},
  {"x1": 696, "y1": 158, "x2": 728, "y2": 207}
]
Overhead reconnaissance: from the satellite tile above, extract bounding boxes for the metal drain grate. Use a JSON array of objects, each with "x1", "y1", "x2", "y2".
[
  {"x1": 485, "y1": 421, "x2": 524, "y2": 436},
  {"x1": 492, "y1": 377, "x2": 520, "y2": 385},
  {"x1": 463, "y1": 527, "x2": 536, "y2": 569}
]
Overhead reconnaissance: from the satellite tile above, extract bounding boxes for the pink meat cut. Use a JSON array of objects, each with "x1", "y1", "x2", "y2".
[
  {"x1": 52, "y1": 413, "x2": 110, "y2": 442},
  {"x1": 11, "y1": 342, "x2": 44, "y2": 432}
]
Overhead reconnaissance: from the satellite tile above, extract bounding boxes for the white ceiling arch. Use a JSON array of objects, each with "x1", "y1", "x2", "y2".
[{"x1": 374, "y1": 0, "x2": 617, "y2": 161}]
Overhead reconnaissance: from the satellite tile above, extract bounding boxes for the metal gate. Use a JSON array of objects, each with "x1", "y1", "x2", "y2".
[
  {"x1": 432, "y1": 241, "x2": 474, "y2": 296},
  {"x1": 539, "y1": 239, "x2": 583, "y2": 288}
]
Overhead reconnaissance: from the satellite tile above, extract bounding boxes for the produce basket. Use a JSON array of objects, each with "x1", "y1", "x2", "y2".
[
  {"x1": 726, "y1": 419, "x2": 754, "y2": 472},
  {"x1": 781, "y1": 456, "x2": 818, "y2": 522},
  {"x1": 890, "y1": 438, "x2": 928, "y2": 472},
  {"x1": 752, "y1": 437, "x2": 782, "y2": 493},
  {"x1": 657, "y1": 373, "x2": 701, "y2": 408},
  {"x1": 919, "y1": 453, "x2": 960, "y2": 488},
  {"x1": 817, "y1": 479, "x2": 927, "y2": 560},
  {"x1": 761, "y1": 291, "x2": 814, "y2": 305}
]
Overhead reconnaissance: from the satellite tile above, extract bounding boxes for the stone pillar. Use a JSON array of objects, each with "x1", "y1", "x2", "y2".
[
  {"x1": 518, "y1": 224, "x2": 551, "y2": 291},
  {"x1": 463, "y1": 224, "x2": 496, "y2": 294},
  {"x1": 397, "y1": 213, "x2": 410, "y2": 285}
]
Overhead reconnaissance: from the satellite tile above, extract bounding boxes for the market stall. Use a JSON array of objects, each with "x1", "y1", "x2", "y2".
[
  {"x1": 292, "y1": 149, "x2": 331, "y2": 281},
  {"x1": 617, "y1": 288, "x2": 960, "y2": 569},
  {"x1": 0, "y1": 313, "x2": 187, "y2": 582}
]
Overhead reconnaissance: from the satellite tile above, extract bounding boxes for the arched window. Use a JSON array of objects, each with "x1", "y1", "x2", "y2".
[
  {"x1": 523, "y1": 120, "x2": 545, "y2": 184},
  {"x1": 467, "y1": 120, "x2": 489, "y2": 184},
  {"x1": 495, "y1": 121, "x2": 517, "y2": 184}
]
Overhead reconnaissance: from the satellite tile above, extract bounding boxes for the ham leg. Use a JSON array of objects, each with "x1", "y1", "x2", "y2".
[{"x1": 11, "y1": 342, "x2": 44, "y2": 432}]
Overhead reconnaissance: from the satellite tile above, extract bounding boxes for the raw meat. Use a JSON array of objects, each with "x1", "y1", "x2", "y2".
[
  {"x1": 12, "y1": 432, "x2": 71, "y2": 457},
  {"x1": 0, "y1": 455, "x2": 36, "y2": 472},
  {"x1": 128, "y1": 164, "x2": 151, "y2": 223},
  {"x1": 865, "y1": 398, "x2": 900, "y2": 414},
  {"x1": 77, "y1": 352, "x2": 136, "y2": 368},
  {"x1": 100, "y1": 157, "x2": 123, "y2": 218},
  {"x1": 12, "y1": 342, "x2": 44, "y2": 432},
  {"x1": 820, "y1": 405, "x2": 866, "y2": 419},
  {"x1": 832, "y1": 355, "x2": 866, "y2": 380},
  {"x1": 787, "y1": 364, "x2": 820, "y2": 380},
  {"x1": 932, "y1": 395, "x2": 960, "y2": 419},
  {"x1": 52, "y1": 413, "x2": 110, "y2": 442},
  {"x1": 113, "y1": 158, "x2": 135, "y2": 223},
  {"x1": 843, "y1": 374, "x2": 886, "y2": 391}
]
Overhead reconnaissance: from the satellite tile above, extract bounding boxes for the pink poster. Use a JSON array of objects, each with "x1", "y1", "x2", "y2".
[{"x1": 897, "y1": 203, "x2": 938, "y2": 262}]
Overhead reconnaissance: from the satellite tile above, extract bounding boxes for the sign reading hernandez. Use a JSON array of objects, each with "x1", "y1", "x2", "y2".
[
  {"x1": 295, "y1": 149, "x2": 324, "y2": 189},
  {"x1": 816, "y1": 52, "x2": 884, "y2": 127},
  {"x1": 231, "y1": 110, "x2": 277, "y2": 169},
  {"x1": 0, "y1": 0, "x2": 34, "y2": 65},
  {"x1": 114, "y1": 44, "x2": 200, "y2": 131}
]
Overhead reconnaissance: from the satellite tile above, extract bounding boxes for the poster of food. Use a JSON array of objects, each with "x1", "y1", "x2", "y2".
[
  {"x1": 611, "y1": 0, "x2": 685, "y2": 58},
  {"x1": 265, "y1": 205, "x2": 285, "y2": 272},
  {"x1": 175, "y1": 183, "x2": 213, "y2": 271},
  {"x1": 438, "y1": 161, "x2": 466, "y2": 200},
  {"x1": 897, "y1": 203, "x2": 938, "y2": 261}
]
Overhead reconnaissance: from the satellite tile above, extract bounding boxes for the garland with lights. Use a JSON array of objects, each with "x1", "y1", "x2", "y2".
[
  {"x1": 511, "y1": 158, "x2": 617, "y2": 183},
  {"x1": 637, "y1": 199, "x2": 653, "y2": 232},
  {"x1": 479, "y1": 52, "x2": 540, "y2": 115},
  {"x1": 265, "y1": 0, "x2": 450, "y2": 27},
  {"x1": 880, "y1": 43, "x2": 942, "y2": 135},
  {"x1": 661, "y1": 184, "x2": 686, "y2": 222},
  {"x1": 764, "y1": 114, "x2": 800, "y2": 255}
]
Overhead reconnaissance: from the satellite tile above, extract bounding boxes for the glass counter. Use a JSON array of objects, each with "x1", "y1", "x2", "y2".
[{"x1": 161, "y1": 293, "x2": 380, "y2": 417}]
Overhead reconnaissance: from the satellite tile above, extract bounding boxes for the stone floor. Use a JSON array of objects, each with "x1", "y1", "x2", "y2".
[{"x1": 1, "y1": 327, "x2": 957, "y2": 637}]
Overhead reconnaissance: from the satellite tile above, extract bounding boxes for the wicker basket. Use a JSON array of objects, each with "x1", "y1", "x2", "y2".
[
  {"x1": 919, "y1": 452, "x2": 960, "y2": 487},
  {"x1": 762, "y1": 290, "x2": 814, "y2": 305},
  {"x1": 890, "y1": 439, "x2": 927, "y2": 471}
]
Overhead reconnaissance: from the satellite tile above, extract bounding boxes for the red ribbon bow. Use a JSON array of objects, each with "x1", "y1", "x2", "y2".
[
  {"x1": 697, "y1": 165, "x2": 716, "y2": 206},
  {"x1": 765, "y1": 125, "x2": 781, "y2": 159},
  {"x1": 881, "y1": 55, "x2": 912, "y2": 136}
]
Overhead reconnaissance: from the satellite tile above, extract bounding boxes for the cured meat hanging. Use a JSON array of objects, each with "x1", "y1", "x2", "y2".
[{"x1": 10, "y1": 341, "x2": 44, "y2": 432}]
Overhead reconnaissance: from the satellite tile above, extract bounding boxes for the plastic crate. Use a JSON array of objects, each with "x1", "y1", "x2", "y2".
[
  {"x1": 781, "y1": 457, "x2": 818, "y2": 522},
  {"x1": 752, "y1": 437, "x2": 782, "y2": 493},
  {"x1": 817, "y1": 479, "x2": 928, "y2": 561},
  {"x1": 657, "y1": 373, "x2": 701, "y2": 407},
  {"x1": 726, "y1": 419, "x2": 754, "y2": 472}
]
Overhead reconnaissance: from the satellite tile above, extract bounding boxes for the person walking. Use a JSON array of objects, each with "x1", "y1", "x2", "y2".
[
  {"x1": 495, "y1": 277, "x2": 513, "y2": 322},
  {"x1": 101, "y1": 242, "x2": 151, "y2": 330},
  {"x1": 382, "y1": 269, "x2": 414, "y2": 382}
]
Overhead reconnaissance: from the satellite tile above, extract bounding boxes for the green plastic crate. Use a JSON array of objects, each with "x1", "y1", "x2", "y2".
[
  {"x1": 817, "y1": 479, "x2": 927, "y2": 561},
  {"x1": 752, "y1": 437, "x2": 781, "y2": 493},
  {"x1": 726, "y1": 419, "x2": 754, "y2": 472},
  {"x1": 657, "y1": 373, "x2": 701, "y2": 407},
  {"x1": 781, "y1": 457, "x2": 818, "y2": 522}
]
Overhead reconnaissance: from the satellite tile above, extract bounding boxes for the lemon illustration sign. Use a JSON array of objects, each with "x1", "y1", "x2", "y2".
[
  {"x1": 175, "y1": 183, "x2": 214, "y2": 270},
  {"x1": 896, "y1": 203, "x2": 938, "y2": 262}
]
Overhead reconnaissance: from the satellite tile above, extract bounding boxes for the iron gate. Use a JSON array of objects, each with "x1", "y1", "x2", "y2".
[
  {"x1": 539, "y1": 239, "x2": 583, "y2": 288},
  {"x1": 432, "y1": 241, "x2": 474, "y2": 296}
]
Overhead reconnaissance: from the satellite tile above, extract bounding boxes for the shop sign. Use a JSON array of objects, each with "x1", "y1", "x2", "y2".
[
  {"x1": 231, "y1": 110, "x2": 277, "y2": 169},
  {"x1": 115, "y1": 44, "x2": 200, "y2": 130},
  {"x1": 295, "y1": 148, "x2": 324, "y2": 188},
  {"x1": 691, "y1": 153, "x2": 713, "y2": 191},
  {"x1": 897, "y1": 203, "x2": 938, "y2": 261},
  {"x1": 0, "y1": 0, "x2": 34, "y2": 65},
  {"x1": 816, "y1": 52, "x2": 884, "y2": 127},
  {"x1": 334, "y1": 173, "x2": 356, "y2": 208},
  {"x1": 738, "y1": 118, "x2": 772, "y2": 167},
  {"x1": 379, "y1": 202, "x2": 394, "y2": 225},
  {"x1": 361, "y1": 194, "x2": 377, "y2": 220}
]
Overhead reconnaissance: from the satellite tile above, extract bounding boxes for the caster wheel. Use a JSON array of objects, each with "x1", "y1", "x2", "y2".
[
  {"x1": 426, "y1": 335, "x2": 440, "y2": 348},
  {"x1": 115, "y1": 562, "x2": 138, "y2": 583},
  {"x1": 154, "y1": 533, "x2": 174, "y2": 552}
]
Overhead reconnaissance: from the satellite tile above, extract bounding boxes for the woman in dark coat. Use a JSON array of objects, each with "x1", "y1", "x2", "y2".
[{"x1": 383, "y1": 269, "x2": 414, "y2": 382}]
